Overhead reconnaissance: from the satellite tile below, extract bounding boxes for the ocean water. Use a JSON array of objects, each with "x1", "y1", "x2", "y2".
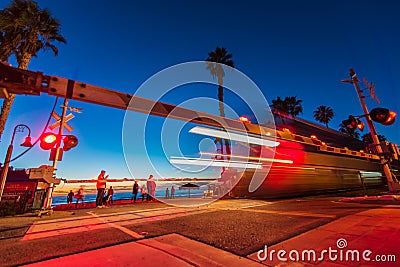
[{"x1": 52, "y1": 181, "x2": 212, "y2": 206}]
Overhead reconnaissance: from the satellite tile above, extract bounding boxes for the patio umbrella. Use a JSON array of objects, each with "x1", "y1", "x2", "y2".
[{"x1": 179, "y1": 183, "x2": 200, "y2": 198}]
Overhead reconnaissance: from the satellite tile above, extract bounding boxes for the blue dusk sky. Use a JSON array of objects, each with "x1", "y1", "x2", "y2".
[{"x1": 0, "y1": 0, "x2": 399, "y2": 180}]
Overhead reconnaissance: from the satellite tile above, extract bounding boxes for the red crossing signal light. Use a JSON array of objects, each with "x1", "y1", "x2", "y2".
[
  {"x1": 342, "y1": 116, "x2": 364, "y2": 131},
  {"x1": 40, "y1": 132, "x2": 60, "y2": 150},
  {"x1": 385, "y1": 111, "x2": 397, "y2": 125},
  {"x1": 370, "y1": 108, "x2": 396, "y2": 126},
  {"x1": 357, "y1": 121, "x2": 365, "y2": 131},
  {"x1": 63, "y1": 135, "x2": 78, "y2": 151},
  {"x1": 342, "y1": 116, "x2": 356, "y2": 129}
]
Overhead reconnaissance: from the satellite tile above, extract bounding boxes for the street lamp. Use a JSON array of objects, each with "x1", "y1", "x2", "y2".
[{"x1": 0, "y1": 124, "x2": 33, "y2": 201}]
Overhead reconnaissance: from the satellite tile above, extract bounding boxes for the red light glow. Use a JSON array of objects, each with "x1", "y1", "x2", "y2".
[
  {"x1": 357, "y1": 122, "x2": 365, "y2": 131},
  {"x1": 282, "y1": 128, "x2": 292, "y2": 134},
  {"x1": 200, "y1": 152, "x2": 293, "y2": 164},
  {"x1": 387, "y1": 111, "x2": 397, "y2": 123},
  {"x1": 239, "y1": 116, "x2": 250, "y2": 123},
  {"x1": 44, "y1": 134, "x2": 57, "y2": 143}
]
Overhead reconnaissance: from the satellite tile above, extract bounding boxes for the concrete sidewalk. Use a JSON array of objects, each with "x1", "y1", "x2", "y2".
[
  {"x1": 248, "y1": 206, "x2": 400, "y2": 266},
  {"x1": 22, "y1": 206, "x2": 400, "y2": 266},
  {"x1": 24, "y1": 233, "x2": 263, "y2": 267}
]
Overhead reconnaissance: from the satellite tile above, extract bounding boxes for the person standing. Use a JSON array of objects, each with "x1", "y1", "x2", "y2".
[
  {"x1": 140, "y1": 185, "x2": 147, "y2": 202},
  {"x1": 132, "y1": 181, "x2": 139, "y2": 203},
  {"x1": 146, "y1": 175, "x2": 156, "y2": 201},
  {"x1": 171, "y1": 186, "x2": 175, "y2": 199},
  {"x1": 67, "y1": 190, "x2": 74, "y2": 208},
  {"x1": 165, "y1": 187, "x2": 170, "y2": 199},
  {"x1": 18, "y1": 187, "x2": 32, "y2": 213},
  {"x1": 107, "y1": 186, "x2": 114, "y2": 205},
  {"x1": 96, "y1": 170, "x2": 108, "y2": 207}
]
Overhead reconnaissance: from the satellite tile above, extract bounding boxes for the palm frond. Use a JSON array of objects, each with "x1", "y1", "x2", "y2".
[{"x1": 0, "y1": 0, "x2": 66, "y2": 66}]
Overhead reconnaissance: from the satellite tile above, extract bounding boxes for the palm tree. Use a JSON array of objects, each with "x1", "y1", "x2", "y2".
[
  {"x1": 286, "y1": 96, "x2": 303, "y2": 117},
  {"x1": 271, "y1": 96, "x2": 287, "y2": 113},
  {"x1": 271, "y1": 96, "x2": 303, "y2": 117},
  {"x1": 339, "y1": 122, "x2": 360, "y2": 139},
  {"x1": 0, "y1": 0, "x2": 66, "y2": 138},
  {"x1": 206, "y1": 47, "x2": 234, "y2": 158},
  {"x1": 313, "y1": 105, "x2": 334, "y2": 128}
]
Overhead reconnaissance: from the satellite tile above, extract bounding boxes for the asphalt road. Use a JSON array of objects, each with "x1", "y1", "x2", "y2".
[{"x1": 0, "y1": 196, "x2": 384, "y2": 266}]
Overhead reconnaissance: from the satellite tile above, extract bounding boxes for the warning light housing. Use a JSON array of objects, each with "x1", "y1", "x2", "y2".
[
  {"x1": 342, "y1": 115, "x2": 364, "y2": 131},
  {"x1": 370, "y1": 108, "x2": 396, "y2": 126},
  {"x1": 63, "y1": 135, "x2": 78, "y2": 151},
  {"x1": 40, "y1": 133, "x2": 60, "y2": 150}
]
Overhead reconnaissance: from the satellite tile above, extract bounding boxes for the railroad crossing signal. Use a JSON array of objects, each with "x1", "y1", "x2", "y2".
[
  {"x1": 49, "y1": 112, "x2": 74, "y2": 132},
  {"x1": 342, "y1": 115, "x2": 364, "y2": 131},
  {"x1": 369, "y1": 108, "x2": 397, "y2": 126},
  {"x1": 363, "y1": 78, "x2": 381, "y2": 104},
  {"x1": 63, "y1": 135, "x2": 78, "y2": 151},
  {"x1": 39, "y1": 132, "x2": 60, "y2": 150}
]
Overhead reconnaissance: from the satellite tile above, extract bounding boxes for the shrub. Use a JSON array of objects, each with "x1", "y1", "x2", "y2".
[{"x1": 0, "y1": 202, "x2": 19, "y2": 216}]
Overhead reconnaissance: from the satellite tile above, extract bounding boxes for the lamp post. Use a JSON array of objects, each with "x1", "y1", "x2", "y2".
[{"x1": 0, "y1": 124, "x2": 33, "y2": 201}]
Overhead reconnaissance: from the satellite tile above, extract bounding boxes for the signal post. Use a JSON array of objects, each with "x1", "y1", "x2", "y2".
[
  {"x1": 343, "y1": 69, "x2": 399, "y2": 193},
  {"x1": 40, "y1": 94, "x2": 78, "y2": 209}
]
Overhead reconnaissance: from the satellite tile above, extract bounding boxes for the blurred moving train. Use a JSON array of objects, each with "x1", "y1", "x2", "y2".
[
  {"x1": 229, "y1": 112, "x2": 400, "y2": 198},
  {"x1": 1, "y1": 62, "x2": 399, "y2": 199}
]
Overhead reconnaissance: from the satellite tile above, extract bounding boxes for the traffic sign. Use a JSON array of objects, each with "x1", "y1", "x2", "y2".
[{"x1": 49, "y1": 112, "x2": 74, "y2": 132}]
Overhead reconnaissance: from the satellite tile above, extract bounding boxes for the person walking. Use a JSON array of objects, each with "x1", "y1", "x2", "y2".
[
  {"x1": 67, "y1": 190, "x2": 74, "y2": 208},
  {"x1": 165, "y1": 187, "x2": 170, "y2": 199},
  {"x1": 96, "y1": 170, "x2": 108, "y2": 207},
  {"x1": 132, "y1": 181, "x2": 139, "y2": 203},
  {"x1": 75, "y1": 186, "x2": 84, "y2": 208}
]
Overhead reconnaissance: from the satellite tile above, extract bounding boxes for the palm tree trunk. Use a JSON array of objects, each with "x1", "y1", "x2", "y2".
[
  {"x1": 0, "y1": 94, "x2": 16, "y2": 139},
  {"x1": 217, "y1": 84, "x2": 230, "y2": 160},
  {"x1": 217, "y1": 85, "x2": 225, "y2": 157},
  {"x1": 218, "y1": 85, "x2": 225, "y2": 117},
  {"x1": 0, "y1": 54, "x2": 31, "y2": 139}
]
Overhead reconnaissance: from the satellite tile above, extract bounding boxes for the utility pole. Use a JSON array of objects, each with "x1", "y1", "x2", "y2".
[
  {"x1": 345, "y1": 69, "x2": 399, "y2": 193},
  {"x1": 42, "y1": 97, "x2": 68, "y2": 209}
]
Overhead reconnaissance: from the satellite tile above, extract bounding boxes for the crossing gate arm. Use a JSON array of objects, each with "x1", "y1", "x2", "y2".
[{"x1": 0, "y1": 62, "x2": 277, "y2": 139}]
